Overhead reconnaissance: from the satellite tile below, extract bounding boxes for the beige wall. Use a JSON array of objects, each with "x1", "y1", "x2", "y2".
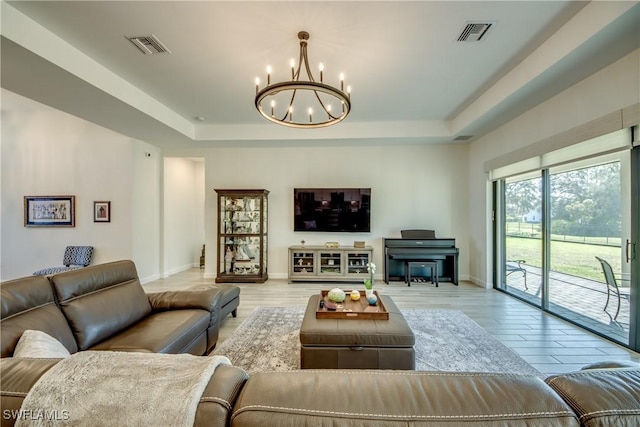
[
  {"x1": 163, "y1": 157, "x2": 205, "y2": 276},
  {"x1": 200, "y1": 144, "x2": 470, "y2": 280},
  {"x1": 1, "y1": 91, "x2": 471, "y2": 283},
  {"x1": 468, "y1": 49, "x2": 640, "y2": 287},
  {"x1": 1, "y1": 96, "x2": 141, "y2": 280}
]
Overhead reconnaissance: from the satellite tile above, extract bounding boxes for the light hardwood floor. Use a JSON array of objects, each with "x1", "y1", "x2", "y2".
[{"x1": 143, "y1": 269, "x2": 640, "y2": 376}]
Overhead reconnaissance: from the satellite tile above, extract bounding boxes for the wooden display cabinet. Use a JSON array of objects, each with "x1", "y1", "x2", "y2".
[{"x1": 215, "y1": 189, "x2": 268, "y2": 283}]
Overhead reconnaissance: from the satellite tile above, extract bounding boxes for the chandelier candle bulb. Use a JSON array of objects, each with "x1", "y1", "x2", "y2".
[
  {"x1": 308, "y1": 108, "x2": 312, "y2": 123},
  {"x1": 340, "y1": 73, "x2": 344, "y2": 91},
  {"x1": 319, "y1": 63, "x2": 324, "y2": 82},
  {"x1": 270, "y1": 100, "x2": 275, "y2": 117},
  {"x1": 290, "y1": 59, "x2": 295, "y2": 79},
  {"x1": 255, "y1": 77, "x2": 260, "y2": 94},
  {"x1": 266, "y1": 66, "x2": 271, "y2": 85}
]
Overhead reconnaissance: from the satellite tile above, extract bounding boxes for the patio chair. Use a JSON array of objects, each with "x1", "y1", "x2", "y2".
[
  {"x1": 506, "y1": 259, "x2": 528, "y2": 290},
  {"x1": 595, "y1": 256, "x2": 630, "y2": 320},
  {"x1": 33, "y1": 246, "x2": 94, "y2": 276}
]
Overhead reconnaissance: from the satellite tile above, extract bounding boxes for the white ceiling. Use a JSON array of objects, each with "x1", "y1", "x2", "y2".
[{"x1": 1, "y1": 1, "x2": 639, "y2": 149}]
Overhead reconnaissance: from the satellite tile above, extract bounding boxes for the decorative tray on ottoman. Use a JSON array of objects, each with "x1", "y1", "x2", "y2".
[{"x1": 316, "y1": 290, "x2": 389, "y2": 320}]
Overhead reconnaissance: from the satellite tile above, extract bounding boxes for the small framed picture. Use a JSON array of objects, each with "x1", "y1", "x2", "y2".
[
  {"x1": 24, "y1": 196, "x2": 75, "y2": 227},
  {"x1": 93, "y1": 201, "x2": 111, "y2": 223}
]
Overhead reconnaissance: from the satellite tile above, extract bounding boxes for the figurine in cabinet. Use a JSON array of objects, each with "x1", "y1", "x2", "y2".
[
  {"x1": 236, "y1": 245, "x2": 250, "y2": 261},
  {"x1": 225, "y1": 247, "x2": 233, "y2": 273}
]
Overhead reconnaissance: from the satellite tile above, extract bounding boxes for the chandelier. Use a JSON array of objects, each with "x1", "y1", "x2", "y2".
[{"x1": 254, "y1": 31, "x2": 351, "y2": 129}]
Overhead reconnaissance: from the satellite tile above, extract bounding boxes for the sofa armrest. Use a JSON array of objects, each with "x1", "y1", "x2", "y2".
[
  {"x1": 147, "y1": 285, "x2": 223, "y2": 313},
  {"x1": 147, "y1": 285, "x2": 224, "y2": 354},
  {"x1": 1, "y1": 358, "x2": 248, "y2": 427},
  {"x1": 1, "y1": 358, "x2": 62, "y2": 427},
  {"x1": 194, "y1": 365, "x2": 249, "y2": 427}
]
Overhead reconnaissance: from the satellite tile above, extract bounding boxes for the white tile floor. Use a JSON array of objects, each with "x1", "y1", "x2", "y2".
[{"x1": 143, "y1": 268, "x2": 640, "y2": 376}]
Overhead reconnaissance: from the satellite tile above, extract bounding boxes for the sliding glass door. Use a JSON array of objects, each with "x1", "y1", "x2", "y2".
[
  {"x1": 630, "y1": 141, "x2": 639, "y2": 350},
  {"x1": 502, "y1": 175, "x2": 542, "y2": 307},
  {"x1": 494, "y1": 129, "x2": 638, "y2": 349},
  {"x1": 547, "y1": 161, "x2": 628, "y2": 343}
]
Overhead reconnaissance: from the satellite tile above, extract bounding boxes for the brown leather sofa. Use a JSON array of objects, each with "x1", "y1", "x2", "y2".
[
  {"x1": 232, "y1": 365, "x2": 640, "y2": 427},
  {"x1": 0, "y1": 260, "x2": 239, "y2": 357},
  {"x1": 2, "y1": 261, "x2": 638, "y2": 426},
  {"x1": 1, "y1": 358, "x2": 638, "y2": 427}
]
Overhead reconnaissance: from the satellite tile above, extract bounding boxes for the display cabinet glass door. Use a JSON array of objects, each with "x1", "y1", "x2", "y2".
[
  {"x1": 292, "y1": 251, "x2": 315, "y2": 275},
  {"x1": 220, "y1": 203, "x2": 261, "y2": 276},
  {"x1": 320, "y1": 252, "x2": 342, "y2": 275},
  {"x1": 262, "y1": 196, "x2": 268, "y2": 277},
  {"x1": 216, "y1": 189, "x2": 268, "y2": 283},
  {"x1": 346, "y1": 252, "x2": 370, "y2": 277}
]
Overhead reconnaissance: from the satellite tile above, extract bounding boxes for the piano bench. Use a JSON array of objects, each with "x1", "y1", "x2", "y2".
[{"x1": 405, "y1": 261, "x2": 438, "y2": 287}]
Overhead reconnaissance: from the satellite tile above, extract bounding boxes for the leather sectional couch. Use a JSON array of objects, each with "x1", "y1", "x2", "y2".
[
  {"x1": 2, "y1": 260, "x2": 639, "y2": 426},
  {"x1": 1, "y1": 259, "x2": 239, "y2": 357},
  {"x1": 1, "y1": 358, "x2": 639, "y2": 426}
]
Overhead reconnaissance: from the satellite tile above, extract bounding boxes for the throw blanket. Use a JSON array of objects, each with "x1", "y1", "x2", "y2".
[{"x1": 16, "y1": 351, "x2": 231, "y2": 427}]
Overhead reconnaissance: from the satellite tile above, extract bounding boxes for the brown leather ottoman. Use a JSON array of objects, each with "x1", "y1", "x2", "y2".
[{"x1": 299, "y1": 294, "x2": 415, "y2": 369}]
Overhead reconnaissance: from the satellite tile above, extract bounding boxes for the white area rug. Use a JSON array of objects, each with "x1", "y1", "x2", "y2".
[{"x1": 213, "y1": 307, "x2": 542, "y2": 377}]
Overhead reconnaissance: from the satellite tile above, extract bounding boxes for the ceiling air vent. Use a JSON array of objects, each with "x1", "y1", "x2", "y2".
[
  {"x1": 457, "y1": 22, "x2": 493, "y2": 42},
  {"x1": 127, "y1": 34, "x2": 171, "y2": 55}
]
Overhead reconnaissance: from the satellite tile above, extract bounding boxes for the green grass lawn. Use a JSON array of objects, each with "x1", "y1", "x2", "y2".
[
  {"x1": 506, "y1": 236, "x2": 622, "y2": 282},
  {"x1": 506, "y1": 222, "x2": 621, "y2": 246}
]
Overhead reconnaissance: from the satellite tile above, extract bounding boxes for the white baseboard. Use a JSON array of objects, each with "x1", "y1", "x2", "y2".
[
  {"x1": 140, "y1": 273, "x2": 161, "y2": 285},
  {"x1": 162, "y1": 263, "x2": 195, "y2": 279},
  {"x1": 468, "y1": 275, "x2": 492, "y2": 289}
]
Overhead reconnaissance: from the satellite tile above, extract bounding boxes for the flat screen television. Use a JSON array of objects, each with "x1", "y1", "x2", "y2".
[{"x1": 294, "y1": 188, "x2": 371, "y2": 232}]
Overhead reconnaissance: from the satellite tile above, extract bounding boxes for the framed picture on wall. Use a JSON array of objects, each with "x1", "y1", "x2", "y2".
[
  {"x1": 93, "y1": 201, "x2": 111, "y2": 223},
  {"x1": 24, "y1": 196, "x2": 75, "y2": 227}
]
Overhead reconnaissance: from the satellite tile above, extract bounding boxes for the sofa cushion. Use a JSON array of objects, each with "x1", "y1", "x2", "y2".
[
  {"x1": 49, "y1": 260, "x2": 152, "y2": 350},
  {"x1": 89, "y1": 309, "x2": 210, "y2": 354},
  {"x1": 546, "y1": 367, "x2": 640, "y2": 427},
  {"x1": 1, "y1": 275, "x2": 78, "y2": 357},
  {"x1": 13, "y1": 330, "x2": 71, "y2": 358}
]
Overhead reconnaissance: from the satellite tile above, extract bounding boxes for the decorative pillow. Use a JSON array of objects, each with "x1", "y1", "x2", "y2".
[{"x1": 13, "y1": 330, "x2": 71, "y2": 358}]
